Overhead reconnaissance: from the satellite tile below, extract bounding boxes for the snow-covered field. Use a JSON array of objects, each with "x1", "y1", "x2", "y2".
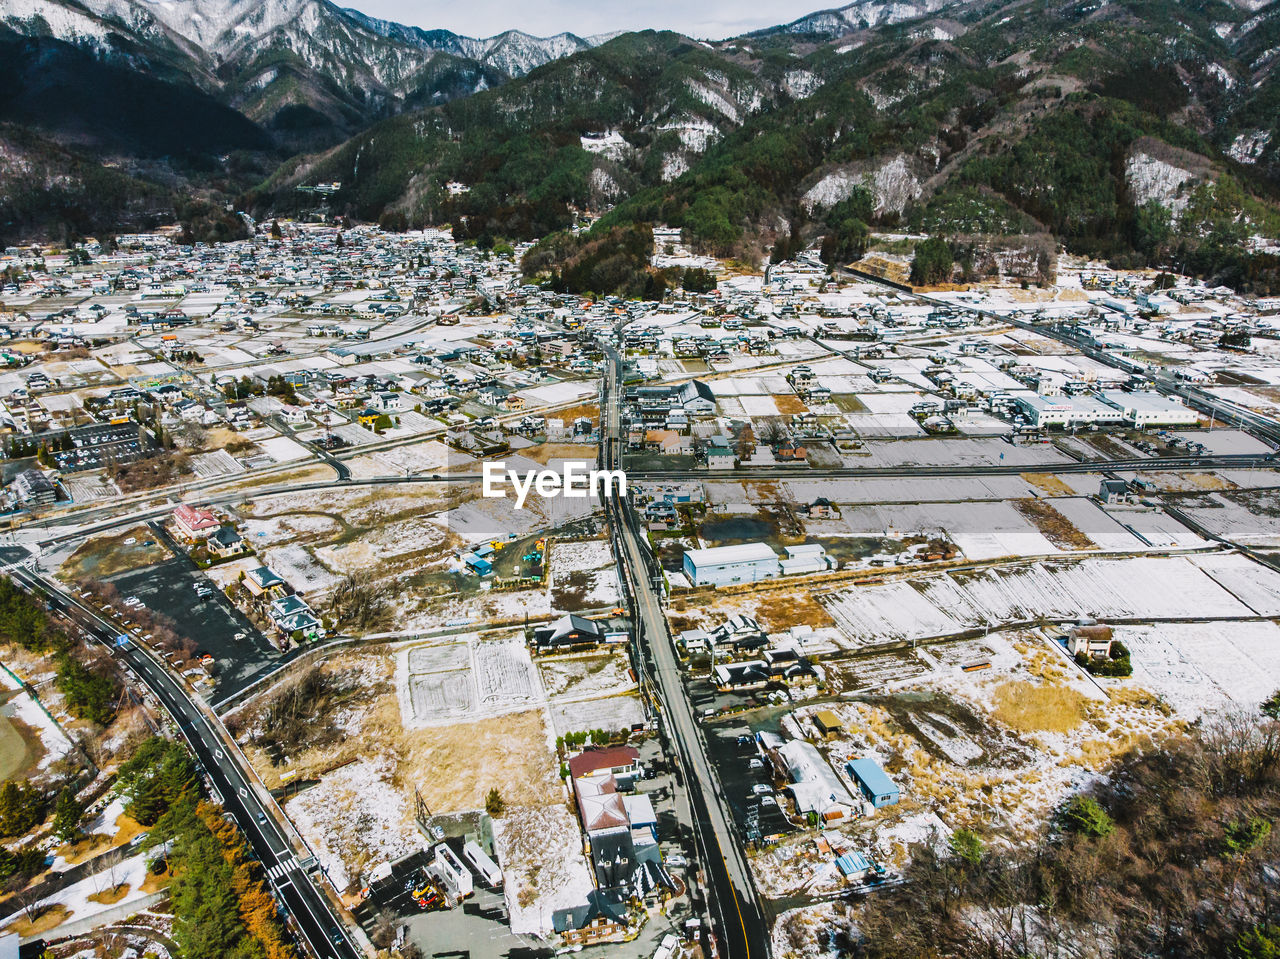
[
  {"x1": 548, "y1": 538, "x2": 620, "y2": 608},
  {"x1": 287, "y1": 756, "x2": 420, "y2": 892},
  {"x1": 261, "y1": 544, "x2": 344, "y2": 595},
  {"x1": 820, "y1": 553, "x2": 1277, "y2": 648},
  {"x1": 396, "y1": 636, "x2": 544, "y2": 728},
  {"x1": 547, "y1": 695, "x2": 645, "y2": 737},
  {"x1": 1114, "y1": 620, "x2": 1280, "y2": 717}
]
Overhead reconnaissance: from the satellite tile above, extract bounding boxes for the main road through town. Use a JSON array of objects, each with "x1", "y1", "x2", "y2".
[{"x1": 601, "y1": 344, "x2": 772, "y2": 959}]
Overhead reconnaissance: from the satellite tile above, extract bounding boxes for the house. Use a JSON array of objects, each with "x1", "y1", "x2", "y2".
[
  {"x1": 243, "y1": 566, "x2": 287, "y2": 600},
  {"x1": 773, "y1": 439, "x2": 806, "y2": 461},
  {"x1": 173, "y1": 503, "x2": 220, "y2": 540},
  {"x1": 553, "y1": 892, "x2": 630, "y2": 946},
  {"x1": 1067, "y1": 624, "x2": 1113, "y2": 659},
  {"x1": 269, "y1": 594, "x2": 325, "y2": 641},
  {"x1": 704, "y1": 436, "x2": 736, "y2": 469},
  {"x1": 707, "y1": 613, "x2": 768, "y2": 650},
  {"x1": 534, "y1": 614, "x2": 604, "y2": 651},
  {"x1": 682, "y1": 543, "x2": 781, "y2": 586},
  {"x1": 279, "y1": 404, "x2": 308, "y2": 426},
  {"x1": 629, "y1": 379, "x2": 716, "y2": 416},
  {"x1": 357, "y1": 407, "x2": 382, "y2": 429},
  {"x1": 372, "y1": 391, "x2": 403, "y2": 413},
  {"x1": 713, "y1": 660, "x2": 771, "y2": 691},
  {"x1": 477, "y1": 385, "x2": 509, "y2": 408},
  {"x1": 1098, "y1": 478, "x2": 1133, "y2": 505},
  {"x1": 13, "y1": 468, "x2": 56, "y2": 506},
  {"x1": 568, "y1": 745, "x2": 641, "y2": 784},
  {"x1": 643, "y1": 429, "x2": 689, "y2": 455},
  {"x1": 846, "y1": 757, "x2": 899, "y2": 808},
  {"x1": 575, "y1": 772, "x2": 631, "y2": 834},
  {"x1": 807, "y1": 498, "x2": 837, "y2": 519},
  {"x1": 208, "y1": 525, "x2": 246, "y2": 559},
  {"x1": 762, "y1": 646, "x2": 819, "y2": 686}
]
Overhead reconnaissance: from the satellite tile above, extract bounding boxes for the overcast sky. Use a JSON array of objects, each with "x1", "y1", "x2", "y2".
[{"x1": 345, "y1": 0, "x2": 827, "y2": 40}]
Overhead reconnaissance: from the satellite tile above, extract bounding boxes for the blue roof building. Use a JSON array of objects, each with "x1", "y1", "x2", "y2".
[
  {"x1": 846, "y1": 758, "x2": 899, "y2": 808},
  {"x1": 836, "y1": 851, "x2": 871, "y2": 880},
  {"x1": 464, "y1": 554, "x2": 493, "y2": 575}
]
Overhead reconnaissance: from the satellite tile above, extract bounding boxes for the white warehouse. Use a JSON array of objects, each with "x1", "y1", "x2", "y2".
[
  {"x1": 683, "y1": 543, "x2": 781, "y2": 586},
  {"x1": 1097, "y1": 391, "x2": 1199, "y2": 427},
  {"x1": 1014, "y1": 394, "x2": 1126, "y2": 429}
]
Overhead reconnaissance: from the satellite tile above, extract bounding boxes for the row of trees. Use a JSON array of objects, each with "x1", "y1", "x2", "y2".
[{"x1": 120, "y1": 737, "x2": 294, "y2": 959}]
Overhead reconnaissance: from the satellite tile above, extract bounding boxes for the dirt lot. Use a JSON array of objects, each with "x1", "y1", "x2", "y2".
[
  {"x1": 60, "y1": 526, "x2": 169, "y2": 580},
  {"x1": 1012, "y1": 498, "x2": 1096, "y2": 550},
  {"x1": 775, "y1": 394, "x2": 809, "y2": 415},
  {"x1": 236, "y1": 650, "x2": 560, "y2": 814},
  {"x1": 1020, "y1": 472, "x2": 1074, "y2": 496},
  {"x1": 521, "y1": 442, "x2": 596, "y2": 465}
]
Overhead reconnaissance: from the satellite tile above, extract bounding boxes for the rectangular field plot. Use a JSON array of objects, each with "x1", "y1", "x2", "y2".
[
  {"x1": 475, "y1": 640, "x2": 537, "y2": 705},
  {"x1": 408, "y1": 643, "x2": 471, "y2": 674},
  {"x1": 397, "y1": 635, "x2": 542, "y2": 727},
  {"x1": 408, "y1": 671, "x2": 474, "y2": 718},
  {"x1": 819, "y1": 553, "x2": 1278, "y2": 649}
]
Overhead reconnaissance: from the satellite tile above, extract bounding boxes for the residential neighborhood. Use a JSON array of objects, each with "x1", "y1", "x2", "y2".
[{"x1": 0, "y1": 217, "x2": 1279, "y2": 959}]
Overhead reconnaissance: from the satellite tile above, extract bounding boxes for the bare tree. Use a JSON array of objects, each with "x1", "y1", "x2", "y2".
[
  {"x1": 370, "y1": 909, "x2": 398, "y2": 949},
  {"x1": 328, "y1": 572, "x2": 389, "y2": 632},
  {"x1": 7, "y1": 879, "x2": 47, "y2": 924}
]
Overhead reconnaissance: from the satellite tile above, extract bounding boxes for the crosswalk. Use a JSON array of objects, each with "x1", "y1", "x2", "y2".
[{"x1": 266, "y1": 857, "x2": 304, "y2": 883}]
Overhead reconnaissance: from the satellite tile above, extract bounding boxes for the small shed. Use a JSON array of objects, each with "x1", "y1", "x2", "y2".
[
  {"x1": 813, "y1": 710, "x2": 844, "y2": 740},
  {"x1": 836, "y1": 851, "x2": 872, "y2": 881},
  {"x1": 846, "y1": 757, "x2": 899, "y2": 808}
]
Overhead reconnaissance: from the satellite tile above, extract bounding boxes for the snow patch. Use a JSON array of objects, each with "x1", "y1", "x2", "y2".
[
  {"x1": 684, "y1": 79, "x2": 740, "y2": 124},
  {"x1": 1125, "y1": 152, "x2": 1201, "y2": 216},
  {"x1": 784, "y1": 69, "x2": 822, "y2": 98},
  {"x1": 1229, "y1": 129, "x2": 1271, "y2": 165},
  {"x1": 579, "y1": 130, "x2": 628, "y2": 161},
  {"x1": 661, "y1": 153, "x2": 690, "y2": 182},
  {"x1": 588, "y1": 167, "x2": 620, "y2": 199}
]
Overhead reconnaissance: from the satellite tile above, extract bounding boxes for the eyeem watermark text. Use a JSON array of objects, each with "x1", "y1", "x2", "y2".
[{"x1": 481, "y1": 462, "x2": 626, "y2": 509}]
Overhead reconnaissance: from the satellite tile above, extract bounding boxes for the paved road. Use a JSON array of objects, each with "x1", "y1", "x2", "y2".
[
  {"x1": 601, "y1": 344, "x2": 771, "y2": 959},
  {"x1": 8, "y1": 567, "x2": 359, "y2": 959},
  {"x1": 628, "y1": 452, "x2": 1275, "y2": 481}
]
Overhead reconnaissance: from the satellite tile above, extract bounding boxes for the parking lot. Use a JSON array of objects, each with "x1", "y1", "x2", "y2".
[
  {"x1": 704, "y1": 716, "x2": 796, "y2": 844},
  {"x1": 49, "y1": 421, "x2": 158, "y2": 472},
  {"x1": 106, "y1": 554, "x2": 281, "y2": 699}
]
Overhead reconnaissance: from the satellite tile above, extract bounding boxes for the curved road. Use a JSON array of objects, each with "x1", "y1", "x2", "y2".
[{"x1": 10, "y1": 567, "x2": 358, "y2": 959}]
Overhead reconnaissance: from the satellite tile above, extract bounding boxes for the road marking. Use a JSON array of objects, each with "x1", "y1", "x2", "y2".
[{"x1": 267, "y1": 859, "x2": 297, "y2": 881}]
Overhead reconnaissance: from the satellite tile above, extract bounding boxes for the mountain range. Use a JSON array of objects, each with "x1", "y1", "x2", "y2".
[{"x1": 1, "y1": 0, "x2": 1279, "y2": 290}]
